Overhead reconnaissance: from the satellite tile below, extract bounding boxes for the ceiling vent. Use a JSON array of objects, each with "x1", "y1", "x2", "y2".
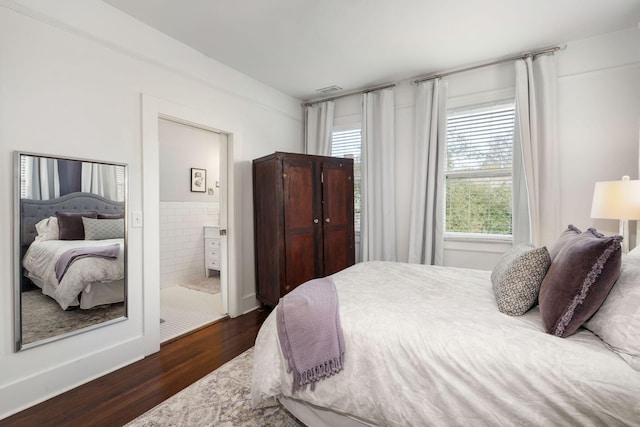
[{"x1": 315, "y1": 85, "x2": 342, "y2": 94}]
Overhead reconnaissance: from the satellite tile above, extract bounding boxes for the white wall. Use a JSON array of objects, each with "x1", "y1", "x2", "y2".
[
  {"x1": 0, "y1": 0, "x2": 302, "y2": 419},
  {"x1": 159, "y1": 119, "x2": 221, "y2": 203},
  {"x1": 557, "y1": 29, "x2": 640, "y2": 240},
  {"x1": 334, "y1": 27, "x2": 640, "y2": 270}
]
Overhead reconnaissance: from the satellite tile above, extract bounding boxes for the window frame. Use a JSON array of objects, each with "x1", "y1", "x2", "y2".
[
  {"x1": 331, "y1": 123, "x2": 362, "y2": 235},
  {"x1": 443, "y1": 88, "x2": 516, "y2": 241}
]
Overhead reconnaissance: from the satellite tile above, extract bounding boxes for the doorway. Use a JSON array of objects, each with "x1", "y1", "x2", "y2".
[{"x1": 157, "y1": 118, "x2": 228, "y2": 342}]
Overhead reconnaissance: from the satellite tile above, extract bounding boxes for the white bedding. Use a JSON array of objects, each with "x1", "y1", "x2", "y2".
[
  {"x1": 251, "y1": 261, "x2": 640, "y2": 426},
  {"x1": 22, "y1": 238, "x2": 125, "y2": 310}
]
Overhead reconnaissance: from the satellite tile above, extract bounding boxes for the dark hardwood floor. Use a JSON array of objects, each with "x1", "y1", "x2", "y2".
[{"x1": 1, "y1": 307, "x2": 271, "y2": 427}]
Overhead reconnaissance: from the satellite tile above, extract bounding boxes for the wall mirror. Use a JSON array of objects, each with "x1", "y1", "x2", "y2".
[{"x1": 14, "y1": 152, "x2": 128, "y2": 351}]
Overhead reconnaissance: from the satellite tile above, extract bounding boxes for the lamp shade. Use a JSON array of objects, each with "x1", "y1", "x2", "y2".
[{"x1": 590, "y1": 176, "x2": 640, "y2": 220}]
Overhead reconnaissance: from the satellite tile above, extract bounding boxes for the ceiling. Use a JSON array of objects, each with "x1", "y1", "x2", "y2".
[{"x1": 103, "y1": 0, "x2": 640, "y2": 101}]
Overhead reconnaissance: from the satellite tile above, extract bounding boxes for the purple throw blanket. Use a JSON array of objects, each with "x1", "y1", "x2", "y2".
[
  {"x1": 276, "y1": 276, "x2": 345, "y2": 393},
  {"x1": 55, "y1": 244, "x2": 120, "y2": 282}
]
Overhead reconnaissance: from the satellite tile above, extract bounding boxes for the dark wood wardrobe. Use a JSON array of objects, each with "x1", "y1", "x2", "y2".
[{"x1": 252, "y1": 152, "x2": 355, "y2": 306}]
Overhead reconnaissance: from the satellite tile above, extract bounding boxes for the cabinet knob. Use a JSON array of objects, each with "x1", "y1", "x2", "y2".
[
  {"x1": 325, "y1": 218, "x2": 331, "y2": 223},
  {"x1": 313, "y1": 218, "x2": 319, "y2": 224}
]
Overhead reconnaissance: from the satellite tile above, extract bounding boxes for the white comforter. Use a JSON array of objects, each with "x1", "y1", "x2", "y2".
[
  {"x1": 251, "y1": 261, "x2": 640, "y2": 426},
  {"x1": 23, "y1": 238, "x2": 124, "y2": 310}
]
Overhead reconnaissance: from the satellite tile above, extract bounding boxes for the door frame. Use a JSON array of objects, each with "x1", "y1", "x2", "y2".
[{"x1": 141, "y1": 94, "x2": 239, "y2": 356}]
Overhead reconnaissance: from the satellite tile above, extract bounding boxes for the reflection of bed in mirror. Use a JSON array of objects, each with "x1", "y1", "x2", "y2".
[{"x1": 21, "y1": 192, "x2": 125, "y2": 310}]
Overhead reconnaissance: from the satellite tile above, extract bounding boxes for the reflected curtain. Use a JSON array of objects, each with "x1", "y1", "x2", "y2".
[
  {"x1": 361, "y1": 88, "x2": 397, "y2": 262},
  {"x1": 407, "y1": 79, "x2": 447, "y2": 265},
  {"x1": 305, "y1": 101, "x2": 335, "y2": 156},
  {"x1": 82, "y1": 163, "x2": 119, "y2": 201},
  {"x1": 24, "y1": 157, "x2": 60, "y2": 200},
  {"x1": 513, "y1": 55, "x2": 560, "y2": 247},
  {"x1": 57, "y1": 159, "x2": 82, "y2": 195}
]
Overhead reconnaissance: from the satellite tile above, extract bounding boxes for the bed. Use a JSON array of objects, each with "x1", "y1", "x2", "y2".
[
  {"x1": 20, "y1": 192, "x2": 125, "y2": 310},
  {"x1": 251, "y1": 227, "x2": 640, "y2": 426}
]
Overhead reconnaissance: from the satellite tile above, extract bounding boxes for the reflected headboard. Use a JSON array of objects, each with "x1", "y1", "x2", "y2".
[
  {"x1": 21, "y1": 191, "x2": 125, "y2": 248},
  {"x1": 20, "y1": 192, "x2": 125, "y2": 291},
  {"x1": 20, "y1": 192, "x2": 125, "y2": 288}
]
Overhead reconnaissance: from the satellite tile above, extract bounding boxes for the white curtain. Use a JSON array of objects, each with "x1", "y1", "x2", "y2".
[
  {"x1": 513, "y1": 54, "x2": 560, "y2": 247},
  {"x1": 305, "y1": 101, "x2": 335, "y2": 156},
  {"x1": 361, "y1": 88, "x2": 397, "y2": 262},
  {"x1": 82, "y1": 163, "x2": 119, "y2": 201},
  {"x1": 407, "y1": 79, "x2": 447, "y2": 265},
  {"x1": 24, "y1": 156, "x2": 60, "y2": 200}
]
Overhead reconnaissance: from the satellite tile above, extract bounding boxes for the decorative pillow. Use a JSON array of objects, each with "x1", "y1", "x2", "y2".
[
  {"x1": 34, "y1": 216, "x2": 59, "y2": 241},
  {"x1": 491, "y1": 244, "x2": 551, "y2": 316},
  {"x1": 539, "y1": 225, "x2": 622, "y2": 337},
  {"x1": 584, "y1": 251, "x2": 640, "y2": 370},
  {"x1": 55, "y1": 211, "x2": 98, "y2": 240},
  {"x1": 548, "y1": 224, "x2": 582, "y2": 260},
  {"x1": 82, "y1": 217, "x2": 125, "y2": 240},
  {"x1": 98, "y1": 212, "x2": 125, "y2": 219}
]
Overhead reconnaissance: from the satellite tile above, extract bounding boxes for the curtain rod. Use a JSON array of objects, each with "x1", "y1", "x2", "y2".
[
  {"x1": 412, "y1": 44, "x2": 565, "y2": 85},
  {"x1": 303, "y1": 82, "x2": 397, "y2": 107},
  {"x1": 303, "y1": 44, "x2": 565, "y2": 107}
]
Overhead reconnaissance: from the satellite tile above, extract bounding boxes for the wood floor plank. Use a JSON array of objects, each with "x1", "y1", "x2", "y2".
[{"x1": 0, "y1": 307, "x2": 271, "y2": 427}]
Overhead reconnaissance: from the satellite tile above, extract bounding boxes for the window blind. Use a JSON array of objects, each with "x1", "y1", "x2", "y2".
[
  {"x1": 116, "y1": 166, "x2": 126, "y2": 202},
  {"x1": 20, "y1": 155, "x2": 28, "y2": 199},
  {"x1": 445, "y1": 102, "x2": 515, "y2": 235},
  {"x1": 447, "y1": 104, "x2": 514, "y2": 172},
  {"x1": 331, "y1": 128, "x2": 361, "y2": 231},
  {"x1": 331, "y1": 129, "x2": 361, "y2": 160}
]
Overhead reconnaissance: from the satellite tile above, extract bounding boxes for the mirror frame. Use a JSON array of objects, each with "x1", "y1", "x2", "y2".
[{"x1": 14, "y1": 151, "x2": 128, "y2": 351}]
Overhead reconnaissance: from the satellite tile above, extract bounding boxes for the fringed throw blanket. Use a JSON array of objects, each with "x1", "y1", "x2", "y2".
[
  {"x1": 55, "y1": 244, "x2": 120, "y2": 282},
  {"x1": 276, "y1": 276, "x2": 345, "y2": 393}
]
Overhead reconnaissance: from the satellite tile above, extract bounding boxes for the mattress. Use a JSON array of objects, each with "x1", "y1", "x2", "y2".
[
  {"x1": 23, "y1": 238, "x2": 125, "y2": 309},
  {"x1": 251, "y1": 261, "x2": 640, "y2": 426}
]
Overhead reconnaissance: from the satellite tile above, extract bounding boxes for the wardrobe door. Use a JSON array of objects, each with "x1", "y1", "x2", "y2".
[
  {"x1": 321, "y1": 159, "x2": 355, "y2": 275},
  {"x1": 282, "y1": 157, "x2": 323, "y2": 292}
]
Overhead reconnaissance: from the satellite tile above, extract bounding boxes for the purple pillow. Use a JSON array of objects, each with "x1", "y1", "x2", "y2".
[
  {"x1": 548, "y1": 224, "x2": 581, "y2": 260},
  {"x1": 55, "y1": 211, "x2": 98, "y2": 240},
  {"x1": 539, "y1": 225, "x2": 622, "y2": 337}
]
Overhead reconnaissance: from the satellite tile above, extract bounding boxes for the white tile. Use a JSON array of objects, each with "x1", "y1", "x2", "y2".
[{"x1": 160, "y1": 287, "x2": 225, "y2": 343}]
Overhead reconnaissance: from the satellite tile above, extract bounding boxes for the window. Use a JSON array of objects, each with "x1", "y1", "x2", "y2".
[
  {"x1": 20, "y1": 154, "x2": 29, "y2": 199},
  {"x1": 115, "y1": 165, "x2": 126, "y2": 202},
  {"x1": 19, "y1": 155, "x2": 126, "y2": 202},
  {"x1": 331, "y1": 128, "x2": 361, "y2": 232},
  {"x1": 445, "y1": 100, "x2": 515, "y2": 236}
]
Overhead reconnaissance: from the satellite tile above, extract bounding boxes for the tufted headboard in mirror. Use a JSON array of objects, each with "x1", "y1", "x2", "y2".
[{"x1": 21, "y1": 192, "x2": 125, "y2": 256}]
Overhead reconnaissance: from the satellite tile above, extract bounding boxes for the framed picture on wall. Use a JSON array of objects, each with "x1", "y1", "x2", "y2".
[{"x1": 191, "y1": 168, "x2": 206, "y2": 192}]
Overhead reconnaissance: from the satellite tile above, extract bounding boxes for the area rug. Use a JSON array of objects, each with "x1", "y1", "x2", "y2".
[
  {"x1": 21, "y1": 290, "x2": 125, "y2": 345},
  {"x1": 125, "y1": 348, "x2": 303, "y2": 426}
]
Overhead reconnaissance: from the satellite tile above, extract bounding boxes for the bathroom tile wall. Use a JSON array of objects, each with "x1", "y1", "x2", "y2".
[{"x1": 159, "y1": 201, "x2": 220, "y2": 289}]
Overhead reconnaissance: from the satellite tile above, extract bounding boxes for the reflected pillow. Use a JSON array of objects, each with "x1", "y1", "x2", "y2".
[
  {"x1": 98, "y1": 213, "x2": 125, "y2": 219},
  {"x1": 539, "y1": 225, "x2": 622, "y2": 337},
  {"x1": 584, "y1": 251, "x2": 640, "y2": 370},
  {"x1": 491, "y1": 244, "x2": 551, "y2": 316},
  {"x1": 82, "y1": 217, "x2": 125, "y2": 240},
  {"x1": 34, "y1": 216, "x2": 59, "y2": 241},
  {"x1": 56, "y1": 211, "x2": 98, "y2": 240}
]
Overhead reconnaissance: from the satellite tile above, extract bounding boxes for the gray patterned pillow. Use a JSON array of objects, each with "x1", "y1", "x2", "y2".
[
  {"x1": 492, "y1": 244, "x2": 551, "y2": 316},
  {"x1": 82, "y1": 217, "x2": 124, "y2": 240}
]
